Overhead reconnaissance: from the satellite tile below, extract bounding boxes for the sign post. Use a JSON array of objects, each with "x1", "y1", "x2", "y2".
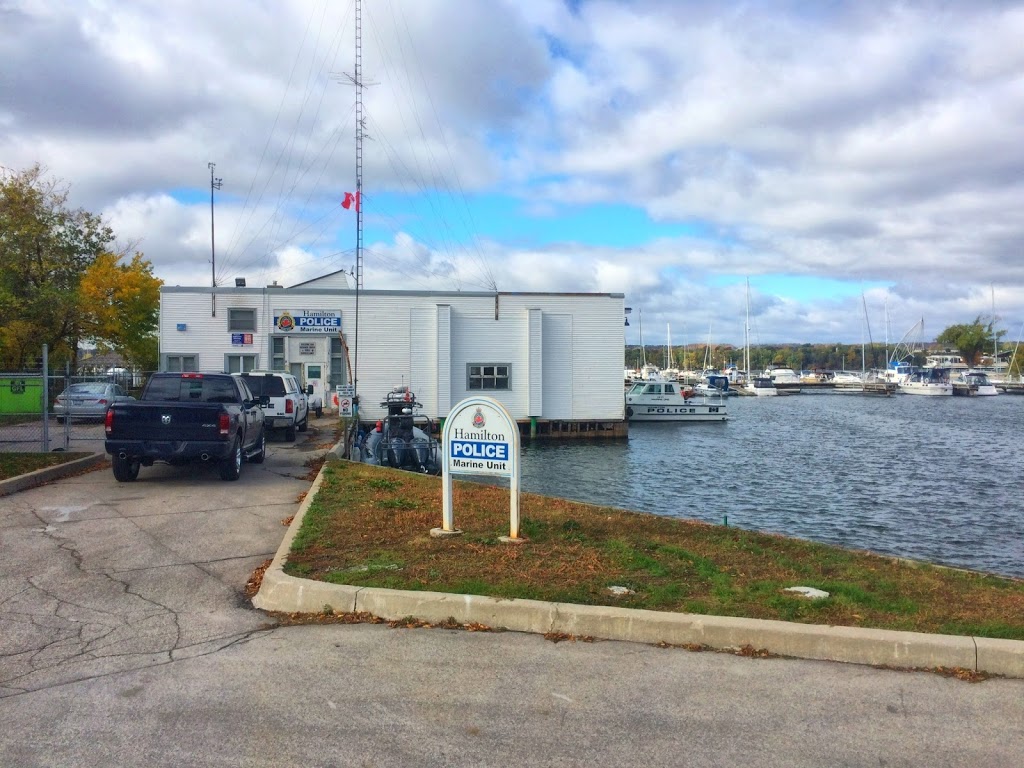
[{"x1": 436, "y1": 396, "x2": 522, "y2": 541}]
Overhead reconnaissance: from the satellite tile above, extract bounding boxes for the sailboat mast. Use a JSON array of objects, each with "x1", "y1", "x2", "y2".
[
  {"x1": 992, "y1": 284, "x2": 998, "y2": 362},
  {"x1": 637, "y1": 309, "x2": 646, "y2": 368},
  {"x1": 744, "y1": 278, "x2": 751, "y2": 376},
  {"x1": 666, "y1": 323, "x2": 672, "y2": 369}
]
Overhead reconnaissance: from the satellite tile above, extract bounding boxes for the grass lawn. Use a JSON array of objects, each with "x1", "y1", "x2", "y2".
[
  {"x1": 284, "y1": 461, "x2": 1024, "y2": 641},
  {"x1": 0, "y1": 452, "x2": 93, "y2": 481}
]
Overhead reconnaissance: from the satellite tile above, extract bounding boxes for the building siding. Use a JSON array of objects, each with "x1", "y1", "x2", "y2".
[{"x1": 159, "y1": 287, "x2": 624, "y2": 423}]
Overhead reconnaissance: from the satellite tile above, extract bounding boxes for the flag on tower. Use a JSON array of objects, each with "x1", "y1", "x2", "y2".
[{"x1": 341, "y1": 191, "x2": 361, "y2": 211}]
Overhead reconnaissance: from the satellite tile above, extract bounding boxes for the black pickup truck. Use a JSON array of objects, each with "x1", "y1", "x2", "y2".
[{"x1": 104, "y1": 372, "x2": 267, "y2": 482}]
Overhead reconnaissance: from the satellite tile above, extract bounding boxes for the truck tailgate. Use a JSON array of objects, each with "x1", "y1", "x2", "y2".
[{"x1": 110, "y1": 403, "x2": 227, "y2": 443}]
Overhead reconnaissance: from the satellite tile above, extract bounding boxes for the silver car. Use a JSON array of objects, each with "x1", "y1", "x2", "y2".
[{"x1": 53, "y1": 382, "x2": 135, "y2": 422}]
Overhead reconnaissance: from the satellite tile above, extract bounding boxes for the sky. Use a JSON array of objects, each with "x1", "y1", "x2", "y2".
[{"x1": 3, "y1": 0, "x2": 1024, "y2": 349}]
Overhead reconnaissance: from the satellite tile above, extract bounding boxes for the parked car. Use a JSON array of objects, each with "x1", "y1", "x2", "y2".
[
  {"x1": 235, "y1": 371, "x2": 310, "y2": 442},
  {"x1": 104, "y1": 372, "x2": 267, "y2": 482},
  {"x1": 54, "y1": 382, "x2": 135, "y2": 422}
]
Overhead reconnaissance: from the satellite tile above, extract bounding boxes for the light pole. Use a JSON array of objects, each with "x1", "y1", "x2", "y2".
[{"x1": 209, "y1": 162, "x2": 222, "y2": 316}]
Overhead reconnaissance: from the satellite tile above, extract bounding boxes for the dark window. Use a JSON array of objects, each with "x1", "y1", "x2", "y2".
[
  {"x1": 467, "y1": 364, "x2": 510, "y2": 390},
  {"x1": 165, "y1": 354, "x2": 197, "y2": 372},
  {"x1": 228, "y1": 308, "x2": 256, "y2": 332},
  {"x1": 142, "y1": 375, "x2": 240, "y2": 403},
  {"x1": 240, "y1": 373, "x2": 286, "y2": 397},
  {"x1": 272, "y1": 337, "x2": 286, "y2": 371},
  {"x1": 329, "y1": 337, "x2": 346, "y2": 388}
]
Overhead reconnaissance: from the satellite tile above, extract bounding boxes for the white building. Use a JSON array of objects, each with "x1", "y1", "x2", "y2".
[{"x1": 159, "y1": 275, "x2": 627, "y2": 437}]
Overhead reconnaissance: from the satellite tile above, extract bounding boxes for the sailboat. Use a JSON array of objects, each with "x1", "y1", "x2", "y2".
[
  {"x1": 694, "y1": 321, "x2": 731, "y2": 396},
  {"x1": 636, "y1": 309, "x2": 660, "y2": 380},
  {"x1": 662, "y1": 323, "x2": 681, "y2": 381},
  {"x1": 744, "y1": 279, "x2": 777, "y2": 397}
]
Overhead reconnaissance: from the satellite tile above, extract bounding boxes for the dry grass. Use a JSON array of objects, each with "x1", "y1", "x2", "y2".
[
  {"x1": 0, "y1": 451, "x2": 92, "y2": 481},
  {"x1": 283, "y1": 460, "x2": 1024, "y2": 640}
]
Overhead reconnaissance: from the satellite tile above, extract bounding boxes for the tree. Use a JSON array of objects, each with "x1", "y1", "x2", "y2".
[
  {"x1": 934, "y1": 316, "x2": 1003, "y2": 367},
  {"x1": 0, "y1": 164, "x2": 160, "y2": 371},
  {"x1": 79, "y1": 251, "x2": 163, "y2": 369}
]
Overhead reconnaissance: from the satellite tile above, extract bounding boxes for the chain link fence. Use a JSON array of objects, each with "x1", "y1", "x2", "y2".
[{"x1": 0, "y1": 357, "x2": 155, "y2": 453}]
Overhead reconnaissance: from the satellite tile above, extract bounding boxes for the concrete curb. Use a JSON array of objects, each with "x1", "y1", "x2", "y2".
[
  {"x1": 254, "y1": 462, "x2": 1024, "y2": 679},
  {"x1": 0, "y1": 453, "x2": 108, "y2": 498}
]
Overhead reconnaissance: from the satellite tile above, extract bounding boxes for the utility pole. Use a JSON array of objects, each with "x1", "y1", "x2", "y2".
[{"x1": 209, "y1": 162, "x2": 222, "y2": 316}]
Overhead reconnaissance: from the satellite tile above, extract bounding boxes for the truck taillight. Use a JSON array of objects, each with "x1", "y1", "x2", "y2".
[
  {"x1": 105, "y1": 410, "x2": 114, "y2": 434},
  {"x1": 219, "y1": 412, "x2": 230, "y2": 436},
  {"x1": 286, "y1": 398, "x2": 294, "y2": 414}
]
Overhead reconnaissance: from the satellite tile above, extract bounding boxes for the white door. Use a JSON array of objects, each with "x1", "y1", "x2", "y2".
[{"x1": 305, "y1": 364, "x2": 325, "y2": 412}]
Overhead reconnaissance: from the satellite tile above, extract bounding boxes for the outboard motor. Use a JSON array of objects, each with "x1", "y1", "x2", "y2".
[{"x1": 385, "y1": 437, "x2": 411, "y2": 468}]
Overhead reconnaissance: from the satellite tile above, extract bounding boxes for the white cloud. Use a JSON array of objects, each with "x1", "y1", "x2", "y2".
[{"x1": 3, "y1": 0, "x2": 1024, "y2": 344}]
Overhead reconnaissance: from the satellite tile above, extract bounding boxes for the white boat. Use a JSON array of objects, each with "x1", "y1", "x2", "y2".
[
  {"x1": 694, "y1": 372, "x2": 733, "y2": 397},
  {"x1": 880, "y1": 318, "x2": 923, "y2": 389},
  {"x1": 747, "y1": 376, "x2": 778, "y2": 397},
  {"x1": 625, "y1": 378, "x2": 727, "y2": 422},
  {"x1": 899, "y1": 368, "x2": 953, "y2": 396},
  {"x1": 924, "y1": 353, "x2": 969, "y2": 373},
  {"x1": 960, "y1": 371, "x2": 999, "y2": 396},
  {"x1": 764, "y1": 366, "x2": 802, "y2": 393},
  {"x1": 831, "y1": 371, "x2": 864, "y2": 391}
]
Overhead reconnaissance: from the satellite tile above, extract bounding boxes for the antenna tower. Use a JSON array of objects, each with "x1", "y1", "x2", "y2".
[{"x1": 352, "y1": 0, "x2": 365, "y2": 403}]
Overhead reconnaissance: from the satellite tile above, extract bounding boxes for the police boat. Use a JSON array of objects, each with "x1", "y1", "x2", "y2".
[{"x1": 355, "y1": 387, "x2": 441, "y2": 474}]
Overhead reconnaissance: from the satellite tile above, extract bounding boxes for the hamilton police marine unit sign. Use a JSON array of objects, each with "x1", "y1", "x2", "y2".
[
  {"x1": 273, "y1": 309, "x2": 341, "y2": 334},
  {"x1": 447, "y1": 406, "x2": 512, "y2": 475},
  {"x1": 439, "y1": 395, "x2": 522, "y2": 539}
]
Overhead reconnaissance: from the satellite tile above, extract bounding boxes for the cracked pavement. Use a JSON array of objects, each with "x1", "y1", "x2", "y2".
[{"x1": 0, "y1": 423, "x2": 326, "y2": 698}]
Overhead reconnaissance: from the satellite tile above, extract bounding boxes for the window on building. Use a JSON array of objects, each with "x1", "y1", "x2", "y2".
[
  {"x1": 467, "y1": 364, "x2": 510, "y2": 390},
  {"x1": 329, "y1": 336, "x2": 346, "y2": 388},
  {"x1": 164, "y1": 354, "x2": 198, "y2": 372},
  {"x1": 225, "y1": 354, "x2": 258, "y2": 373},
  {"x1": 271, "y1": 337, "x2": 286, "y2": 371},
  {"x1": 228, "y1": 308, "x2": 256, "y2": 332}
]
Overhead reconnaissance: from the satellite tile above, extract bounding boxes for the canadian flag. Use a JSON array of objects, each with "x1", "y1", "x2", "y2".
[{"x1": 341, "y1": 191, "x2": 361, "y2": 211}]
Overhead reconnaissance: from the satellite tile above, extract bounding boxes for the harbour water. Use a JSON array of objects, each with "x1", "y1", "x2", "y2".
[{"x1": 514, "y1": 392, "x2": 1024, "y2": 579}]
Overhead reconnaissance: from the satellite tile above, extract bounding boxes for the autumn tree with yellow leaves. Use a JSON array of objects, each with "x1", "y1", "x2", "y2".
[
  {"x1": 0, "y1": 164, "x2": 161, "y2": 370},
  {"x1": 79, "y1": 251, "x2": 161, "y2": 370}
]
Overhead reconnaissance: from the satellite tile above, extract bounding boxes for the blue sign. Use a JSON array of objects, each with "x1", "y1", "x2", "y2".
[{"x1": 449, "y1": 440, "x2": 509, "y2": 461}]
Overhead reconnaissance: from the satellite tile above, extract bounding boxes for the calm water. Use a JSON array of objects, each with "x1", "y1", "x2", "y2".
[{"x1": 512, "y1": 392, "x2": 1024, "y2": 579}]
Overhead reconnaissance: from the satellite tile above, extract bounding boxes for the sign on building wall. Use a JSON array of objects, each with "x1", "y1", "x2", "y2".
[
  {"x1": 273, "y1": 309, "x2": 341, "y2": 334},
  {"x1": 231, "y1": 333, "x2": 253, "y2": 345},
  {"x1": 298, "y1": 342, "x2": 316, "y2": 355}
]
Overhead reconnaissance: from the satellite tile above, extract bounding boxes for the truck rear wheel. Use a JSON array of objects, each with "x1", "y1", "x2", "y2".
[
  {"x1": 219, "y1": 437, "x2": 242, "y2": 481},
  {"x1": 112, "y1": 455, "x2": 140, "y2": 482}
]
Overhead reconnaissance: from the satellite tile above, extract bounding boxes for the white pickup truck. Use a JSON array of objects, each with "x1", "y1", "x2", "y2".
[{"x1": 235, "y1": 371, "x2": 309, "y2": 442}]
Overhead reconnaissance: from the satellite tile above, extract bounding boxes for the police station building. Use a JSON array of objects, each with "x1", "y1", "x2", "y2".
[{"x1": 158, "y1": 272, "x2": 628, "y2": 437}]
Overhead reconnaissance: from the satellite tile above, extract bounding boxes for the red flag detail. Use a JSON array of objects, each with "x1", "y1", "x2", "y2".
[{"x1": 341, "y1": 191, "x2": 361, "y2": 211}]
